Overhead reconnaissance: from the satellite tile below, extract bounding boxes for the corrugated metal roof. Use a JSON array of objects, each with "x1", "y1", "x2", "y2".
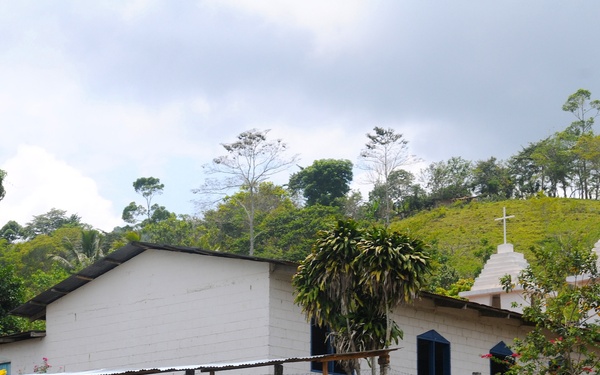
[
  {"x1": 20, "y1": 349, "x2": 399, "y2": 375},
  {"x1": 10, "y1": 242, "x2": 297, "y2": 321},
  {"x1": 0, "y1": 330, "x2": 45, "y2": 343}
]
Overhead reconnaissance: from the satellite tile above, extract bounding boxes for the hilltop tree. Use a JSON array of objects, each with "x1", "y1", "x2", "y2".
[
  {"x1": 562, "y1": 89, "x2": 600, "y2": 136},
  {"x1": 0, "y1": 221, "x2": 24, "y2": 243},
  {"x1": 530, "y1": 133, "x2": 573, "y2": 198},
  {"x1": 201, "y1": 182, "x2": 294, "y2": 254},
  {"x1": 288, "y1": 159, "x2": 353, "y2": 207},
  {"x1": 562, "y1": 89, "x2": 600, "y2": 199},
  {"x1": 421, "y1": 156, "x2": 473, "y2": 201},
  {"x1": 471, "y1": 157, "x2": 514, "y2": 199},
  {"x1": 23, "y1": 208, "x2": 82, "y2": 239},
  {"x1": 257, "y1": 204, "x2": 343, "y2": 262},
  {"x1": 194, "y1": 129, "x2": 298, "y2": 255},
  {"x1": 509, "y1": 143, "x2": 544, "y2": 198},
  {"x1": 359, "y1": 127, "x2": 416, "y2": 225},
  {"x1": 368, "y1": 169, "x2": 428, "y2": 219},
  {"x1": 122, "y1": 177, "x2": 170, "y2": 225},
  {"x1": 573, "y1": 134, "x2": 600, "y2": 199}
]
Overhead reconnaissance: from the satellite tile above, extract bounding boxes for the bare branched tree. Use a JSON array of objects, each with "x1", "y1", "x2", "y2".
[
  {"x1": 193, "y1": 129, "x2": 298, "y2": 255},
  {"x1": 359, "y1": 127, "x2": 417, "y2": 225}
]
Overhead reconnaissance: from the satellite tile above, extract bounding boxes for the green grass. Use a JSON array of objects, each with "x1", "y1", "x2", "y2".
[{"x1": 390, "y1": 197, "x2": 600, "y2": 278}]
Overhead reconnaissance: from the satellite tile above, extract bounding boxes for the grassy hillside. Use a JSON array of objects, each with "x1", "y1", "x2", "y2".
[{"x1": 391, "y1": 197, "x2": 600, "y2": 279}]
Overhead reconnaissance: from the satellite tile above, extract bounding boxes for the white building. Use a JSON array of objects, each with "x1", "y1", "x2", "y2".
[
  {"x1": 459, "y1": 208, "x2": 529, "y2": 313},
  {"x1": 0, "y1": 242, "x2": 530, "y2": 375},
  {"x1": 458, "y1": 242, "x2": 529, "y2": 313}
]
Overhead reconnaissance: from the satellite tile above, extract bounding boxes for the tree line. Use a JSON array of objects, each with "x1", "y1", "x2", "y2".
[{"x1": 0, "y1": 88, "x2": 598, "y2": 335}]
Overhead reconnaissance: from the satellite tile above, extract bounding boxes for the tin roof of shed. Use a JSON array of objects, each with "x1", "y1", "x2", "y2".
[
  {"x1": 10, "y1": 242, "x2": 297, "y2": 321},
  {"x1": 19, "y1": 348, "x2": 399, "y2": 375}
]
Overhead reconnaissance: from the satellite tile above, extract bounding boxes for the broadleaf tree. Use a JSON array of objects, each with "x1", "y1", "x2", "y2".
[
  {"x1": 471, "y1": 157, "x2": 514, "y2": 199},
  {"x1": 194, "y1": 129, "x2": 298, "y2": 255},
  {"x1": 23, "y1": 208, "x2": 82, "y2": 239},
  {"x1": 288, "y1": 159, "x2": 353, "y2": 207},
  {"x1": 122, "y1": 177, "x2": 169, "y2": 225},
  {"x1": 502, "y1": 236, "x2": 600, "y2": 375},
  {"x1": 420, "y1": 156, "x2": 473, "y2": 202},
  {"x1": 0, "y1": 220, "x2": 24, "y2": 243}
]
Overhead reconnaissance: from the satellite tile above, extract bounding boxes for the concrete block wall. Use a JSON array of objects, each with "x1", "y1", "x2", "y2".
[
  {"x1": 385, "y1": 299, "x2": 528, "y2": 375},
  {"x1": 268, "y1": 265, "x2": 311, "y2": 374},
  {"x1": 24, "y1": 250, "x2": 274, "y2": 374}
]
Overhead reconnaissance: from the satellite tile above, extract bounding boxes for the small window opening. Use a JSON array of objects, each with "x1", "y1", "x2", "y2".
[{"x1": 310, "y1": 321, "x2": 345, "y2": 374}]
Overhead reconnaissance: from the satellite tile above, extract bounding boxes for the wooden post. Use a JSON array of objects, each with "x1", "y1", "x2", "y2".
[
  {"x1": 274, "y1": 363, "x2": 283, "y2": 375},
  {"x1": 378, "y1": 353, "x2": 390, "y2": 375}
]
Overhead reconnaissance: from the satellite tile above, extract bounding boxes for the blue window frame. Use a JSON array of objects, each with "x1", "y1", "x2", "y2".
[
  {"x1": 417, "y1": 330, "x2": 450, "y2": 375},
  {"x1": 489, "y1": 341, "x2": 513, "y2": 375},
  {"x1": 310, "y1": 321, "x2": 345, "y2": 374},
  {"x1": 0, "y1": 362, "x2": 11, "y2": 375}
]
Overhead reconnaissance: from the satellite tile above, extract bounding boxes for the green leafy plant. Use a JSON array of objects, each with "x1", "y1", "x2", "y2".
[
  {"x1": 502, "y1": 236, "x2": 600, "y2": 374},
  {"x1": 293, "y1": 219, "x2": 431, "y2": 375}
]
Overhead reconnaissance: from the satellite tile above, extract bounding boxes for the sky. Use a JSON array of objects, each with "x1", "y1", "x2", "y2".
[{"x1": 1, "y1": 1, "x2": 599, "y2": 232}]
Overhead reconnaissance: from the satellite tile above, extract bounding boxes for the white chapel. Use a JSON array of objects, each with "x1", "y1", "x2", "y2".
[{"x1": 459, "y1": 208, "x2": 529, "y2": 313}]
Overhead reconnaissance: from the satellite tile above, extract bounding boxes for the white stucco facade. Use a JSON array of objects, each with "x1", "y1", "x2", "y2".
[{"x1": 0, "y1": 244, "x2": 529, "y2": 375}]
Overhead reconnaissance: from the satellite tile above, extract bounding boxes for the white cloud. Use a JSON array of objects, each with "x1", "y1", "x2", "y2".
[
  {"x1": 208, "y1": 0, "x2": 370, "y2": 55},
  {"x1": 0, "y1": 145, "x2": 122, "y2": 231}
]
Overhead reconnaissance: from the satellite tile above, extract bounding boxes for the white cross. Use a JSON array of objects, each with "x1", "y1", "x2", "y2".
[{"x1": 495, "y1": 207, "x2": 514, "y2": 245}]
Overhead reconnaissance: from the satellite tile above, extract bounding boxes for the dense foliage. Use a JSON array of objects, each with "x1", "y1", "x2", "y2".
[{"x1": 0, "y1": 265, "x2": 26, "y2": 334}]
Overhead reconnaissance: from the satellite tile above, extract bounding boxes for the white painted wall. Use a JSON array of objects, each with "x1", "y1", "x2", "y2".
[
  {"x1": 267, "y1": 265, "x2": 311, "y2": 374},
  {"x1": 386, "y1": 298, "x2": 529, "y2": 375},
  {"x1": 2, "y1": 250, "x2": 280, "y2": 374},
  {"x1": 0, "y1": 250, "x2": 529, "y2": 375}
]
